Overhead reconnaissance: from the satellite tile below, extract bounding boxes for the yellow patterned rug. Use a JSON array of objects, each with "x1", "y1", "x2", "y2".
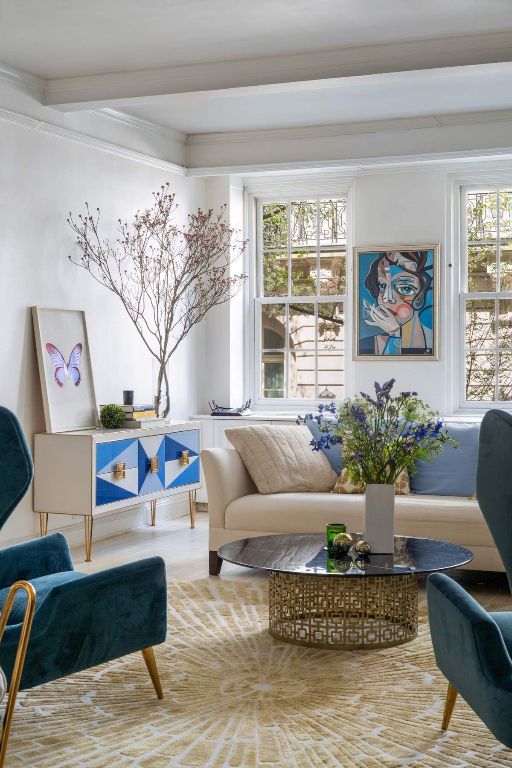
[{"x1": 5, "y1": 578, "x2": 512, "y2": 768}]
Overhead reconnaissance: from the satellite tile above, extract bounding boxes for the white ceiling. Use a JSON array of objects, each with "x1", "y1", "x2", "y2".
[
  {"x1": 0, "y1": 0, "x2": 510, "y2": 78},
  {"x1": 1, "y1": 0, "x2": 512, "y2": 139},
  {"x1": 123, "y1": 64, "x2": 512, "y2": 134}
]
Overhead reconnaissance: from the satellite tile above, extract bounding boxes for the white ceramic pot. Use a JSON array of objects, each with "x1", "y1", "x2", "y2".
[{"x1": 364, "y1": 483, "x2": 395, "y2": 554}]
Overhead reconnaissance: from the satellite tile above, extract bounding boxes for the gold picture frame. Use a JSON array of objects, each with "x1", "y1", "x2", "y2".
[{"x1": 353, "y1": 244, "x2": 440, "y2": 361}]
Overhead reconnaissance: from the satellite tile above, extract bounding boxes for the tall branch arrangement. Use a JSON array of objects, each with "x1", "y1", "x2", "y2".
[{"x1": 68, "y1": 183, "x2": 247, "y2": 416}]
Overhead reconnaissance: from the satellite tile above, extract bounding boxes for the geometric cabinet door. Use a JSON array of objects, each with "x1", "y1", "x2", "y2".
[
  {"x1": 95, "y1": 430, "x2": 200, "y2": 506},
  {"x1": 165, "y1": 430, "x2": 200, "y2": 488}
]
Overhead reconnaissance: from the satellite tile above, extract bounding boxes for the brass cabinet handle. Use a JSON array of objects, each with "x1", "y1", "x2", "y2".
[
  {"x1": 180, "y1": 450, "x2": 190, "y2": 467},
  {"x1": 113, "y1": 462, "x2": 126, "y2": 481},
  {"x1": 150, "y1": 456, "x2": 159, "y2": 474}
]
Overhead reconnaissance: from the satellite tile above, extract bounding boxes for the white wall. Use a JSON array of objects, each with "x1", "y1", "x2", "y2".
[
  {"x1": 0, "y1": 99, "x2": 205, "y2": 544},
  {"x1": 201, "y1": 176, "x2": 245, "y2": 411},
  {"x1": 351, "y1": 169, "x2": 449, "y2": 412}
]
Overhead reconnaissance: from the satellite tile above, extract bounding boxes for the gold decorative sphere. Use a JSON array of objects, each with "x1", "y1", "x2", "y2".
[
  {"x1": 355, "y1": 539, "x2": 371, "y2": 556},
  {"x1": 333, "y1": 532, "x2": 353, "y2": 555},
  {"x1": 333, "y1": 556, "x2": 352, "y2": 573}
]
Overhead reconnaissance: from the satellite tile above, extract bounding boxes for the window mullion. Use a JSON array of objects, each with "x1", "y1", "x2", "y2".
[
  {"x1": 497, "y1": 190, "x2": 501, "y2": 294},
  {"x1": 495, "y1": 297, "x2": 500, "y2": 402},
  {"x1": 287, "y1": 201, "x2": 292, "y2": 298},
  {"x1": 496, "y1": 191, "x2": 501, "y2": 403}
]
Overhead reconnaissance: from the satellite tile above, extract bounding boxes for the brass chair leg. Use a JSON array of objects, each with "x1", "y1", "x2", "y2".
[
  {"x1": 84, "y1": 516, "x2": 93, "y2": 562},
  {"x1": 0, "y1": 581, "x2": 37, "y2": 768},
  {"x1": 150, "y1": 499, "x2": 157, "y2": 527},
  {"x1": 39, "y1": 512, "x2": 48, "y2": 537},
  {"x1": 141, "y1": 647, "x2": 163, "y2": 700},
  {"x1": 442, "y1": 682, "x2": 458, "y2": 730},
  {"x1": 188, "y1": 490, "x2": 196, "y2": 529}
]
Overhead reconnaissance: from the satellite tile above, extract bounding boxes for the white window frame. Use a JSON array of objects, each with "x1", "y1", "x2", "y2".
[
  {"x1": 245, "y1": 191, "x2": 352, "y2": 410},
  {"x1": 459, "y1": 183, "x2": 512, "y2": 410}
]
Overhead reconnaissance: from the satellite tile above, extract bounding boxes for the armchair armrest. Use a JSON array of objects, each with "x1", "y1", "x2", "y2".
[
  {"x1": 427, "y1": 573, "x2": 512, "y2": 692},
  {"x1": 201, "y1": 448, "x2": 256, "y2": 530},
  {"x1": 1, "y1": 556, "x2": 167, "y2": 690},
  {"x1": 0, "y1": 533, "x2": 73, "y2": 589}
]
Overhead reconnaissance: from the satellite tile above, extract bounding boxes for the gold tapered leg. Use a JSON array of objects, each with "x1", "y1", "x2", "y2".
[
  {"x1": 150, "y1": 499, "x2": 157, "y2": 527},
  {"x1": 0, "y1": 581, "x2": 36, "y2": 768},
  {"x1": 188, "y1": 489, "x2": 196, "y2": 529},
  {"x1": 39, "y1": 512, "x2": 48, "y2": 537},
  {"x1": 141, "y1": 647, "x2": 163, "y2": 699},
  {"x1": 442, "y1": 682, "x2": 458, "y2": 730},
  {"x1": 84, "y1": 516, "x2": 93, "y2": 562}
]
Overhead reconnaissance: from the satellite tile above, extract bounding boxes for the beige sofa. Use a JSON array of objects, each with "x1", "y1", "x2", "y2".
[{"x1": 201, "y1": 447, "x2": 502, "y2": 575}]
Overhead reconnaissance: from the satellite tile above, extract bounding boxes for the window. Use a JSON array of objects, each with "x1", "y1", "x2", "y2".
[
  {"x1": 256, "y1": 198, "x2": 347, "y2": 401},
  {"x1": 462, "y1": 188, "x2": 512, "y2": 403}
]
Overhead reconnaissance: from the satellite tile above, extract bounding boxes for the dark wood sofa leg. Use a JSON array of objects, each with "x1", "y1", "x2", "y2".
[{"x1": 209, "y1": 550, "x2": 223, "y2": 576}]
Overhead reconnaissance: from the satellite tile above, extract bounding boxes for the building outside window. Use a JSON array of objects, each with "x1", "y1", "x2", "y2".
[
  {"x1": 255, "y1": 198, "x2": 348, "y2": 402},
  {"x1": 462, "y1": 188, "x2": 512, "y2": 404}
]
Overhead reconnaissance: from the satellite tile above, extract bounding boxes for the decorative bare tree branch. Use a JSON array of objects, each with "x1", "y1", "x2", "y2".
[{"x1": 68, "y1": 183, "x2": 247, "y2": 416}]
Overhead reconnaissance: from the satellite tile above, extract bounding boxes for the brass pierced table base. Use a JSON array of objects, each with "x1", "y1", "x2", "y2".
[{"x1": 269, "y1": 571, "x2": 418, "y2": 650}]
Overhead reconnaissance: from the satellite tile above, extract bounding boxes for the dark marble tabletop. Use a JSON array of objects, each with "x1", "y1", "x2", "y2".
[{"x1": 218, "y1": 533, "x2": 473, "y2": 577}]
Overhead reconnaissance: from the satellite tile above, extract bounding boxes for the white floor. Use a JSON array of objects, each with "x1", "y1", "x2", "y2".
[{"x1": 72, "y1": 511, "x2": 266, "y2": 584}]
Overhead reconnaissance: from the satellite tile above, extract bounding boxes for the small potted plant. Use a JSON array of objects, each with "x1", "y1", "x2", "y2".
[
  {"x1": 100, "y1": 404, "x2": 126, "y2": 430},
  {"x1": 303, "y1": 380, "x2": 458, "y2": 552}
]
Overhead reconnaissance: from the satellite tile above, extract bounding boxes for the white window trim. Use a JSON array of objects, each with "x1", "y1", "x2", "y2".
[
  {"x1": 244, "y1": 187, "x2": 353, "y2": 411},
  {"x1": 457, "y1": 182, "x2": 512, "y2": 412}
]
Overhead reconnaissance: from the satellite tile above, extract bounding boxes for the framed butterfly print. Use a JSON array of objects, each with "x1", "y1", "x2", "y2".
[{"x1": 32, "y1": 308, "x2": 98, "y2": 432}]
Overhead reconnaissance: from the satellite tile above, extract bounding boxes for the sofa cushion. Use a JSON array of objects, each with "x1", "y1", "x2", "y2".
[
  {"x1": 225, "y1": 425, "x2": 337, "y2": 494},
  {"x1": 224, "y1": 493, "x2": 491, "y2": 548},
  {"x1": 304, "y1": 418, "x2": 343, "y2": 474},
  {"x1": 411, "y1": 422, "x2": 480, "y2": 497}
]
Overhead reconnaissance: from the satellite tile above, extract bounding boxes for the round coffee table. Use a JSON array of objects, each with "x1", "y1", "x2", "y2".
[{"x1": 218, "y1": 533, "x2": 473, "y2": 650}]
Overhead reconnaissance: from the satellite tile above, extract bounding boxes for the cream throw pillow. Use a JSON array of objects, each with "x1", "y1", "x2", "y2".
[
  {"x1": 333, "y1": 468, "x2": 410, "y2": 495},
  {"x1": 225, "y1": 425, "x2": 337, "y2": 494}
]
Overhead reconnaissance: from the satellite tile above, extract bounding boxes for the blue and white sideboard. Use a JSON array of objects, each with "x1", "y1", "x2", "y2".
[{"x1": 34, "y1": 421, "x2": 201, "y2": 560}]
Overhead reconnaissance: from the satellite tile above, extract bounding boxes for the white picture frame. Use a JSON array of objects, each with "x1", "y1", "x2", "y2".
[{"x1": 32, "y1": 307, "x2": 98, "y2": 433}]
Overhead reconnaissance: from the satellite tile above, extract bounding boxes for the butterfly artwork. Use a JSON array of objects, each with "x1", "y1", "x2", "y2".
[{"x1": 45, "y1": 343, "x2": 83, "y2": 388}]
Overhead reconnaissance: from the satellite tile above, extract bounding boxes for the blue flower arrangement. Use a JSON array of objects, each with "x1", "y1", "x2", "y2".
[{"x1": 299, "y1": 379, "x2": 458, "y2": 486}]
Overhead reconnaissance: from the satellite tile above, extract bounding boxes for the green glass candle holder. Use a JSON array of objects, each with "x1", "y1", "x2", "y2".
[{"x1": 326, "y1": 522, "x2": 347, "y2": 556}]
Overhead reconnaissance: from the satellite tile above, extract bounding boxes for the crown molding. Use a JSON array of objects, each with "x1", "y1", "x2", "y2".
[
  {"x1": 0, "y1": 63, "x2": 44, "y2": 100},
  {"x1": 187, "y1": 109, "x2": 512, "y2": 147},
  {"x1": 43, "y1": 30, "x2": 512, "y2": 109},
  {"x1": 94, "y1": 108, "x2": 186, "y2": 143},
  {"x1": 0, "y1": 105, "x2": 187, "y2": 175},
  {"x1": 188, "y1": 147, "x2": 512, "y2": 178}
]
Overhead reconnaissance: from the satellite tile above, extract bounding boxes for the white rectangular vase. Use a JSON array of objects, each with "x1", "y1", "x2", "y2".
[{"x1": 364, "y1": 483, "x2": 395, "y2": 554}]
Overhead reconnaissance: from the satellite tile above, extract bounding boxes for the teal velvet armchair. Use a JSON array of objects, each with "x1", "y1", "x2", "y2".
[
  {"x1": 0, "y1": 407, "x2": 167, "y2": 749},
  {"x1": 427, "y1": 409, "x2": 512, "y2": 746}
]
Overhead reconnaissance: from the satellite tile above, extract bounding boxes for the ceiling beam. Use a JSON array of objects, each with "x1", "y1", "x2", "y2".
[{"x1": 43, "y1": 30, "x2": 512, "y2": 111}]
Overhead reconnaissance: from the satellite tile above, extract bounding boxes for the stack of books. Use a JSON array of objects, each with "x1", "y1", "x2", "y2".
[
  {"x1": 122, "y1": 404, "x2": 166, "y2": 429},
  {"x1": 101, "y1": 404, "x2": 167, "y2": 429}
]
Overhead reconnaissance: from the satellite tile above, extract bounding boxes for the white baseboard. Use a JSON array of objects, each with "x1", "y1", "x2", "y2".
[{"x1": 5, "y1": 496, "x2": 189, "y2": 551}]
